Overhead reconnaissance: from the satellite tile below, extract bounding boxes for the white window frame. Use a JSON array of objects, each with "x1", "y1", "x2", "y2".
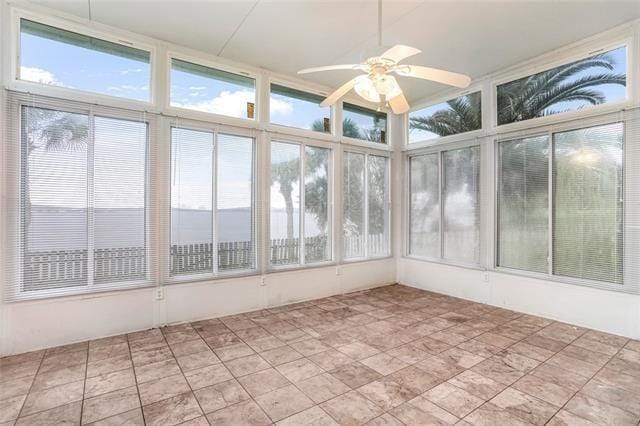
[
  {"x1": 406, "y1": 85, "x2": 484, "y2": 149},
  {"x1": 165, "y1": 118, "x2": 258, "y2": 285},
  {"x1": 267, "y1": 134, "x2": 335, "y2": 271},
  {"x1": 8, "y1": 8, "x2": 158, "y2": 111},
  {"x1": 341, "y1": 146, "x2": 392, "y2": 263},
  {"x1": 491, "y1": 113, "x2": 633, "y2": 294},
  {"x1": 491, "y1": 38, "x2": 633, "y2": 132},
  {"x1": 340, "y1": 99, "x2": 393, "y2": 150},
  {"x1": 404, "y1": 139, "x2": 483, "y2": 269},
  {"x1": 6, "y1": 94, "x2": 155, "y2": 301}
]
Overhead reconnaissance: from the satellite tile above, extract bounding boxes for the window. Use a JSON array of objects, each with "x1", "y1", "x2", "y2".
[
  {"x1": 343, "y1": 152, "x2": 390, "y2": 259},
  {"x1": 20, "y1": 106, "x2": 148, "y2": 296},
  {"x1": 497, "y1": 47, "x2": 627, "y2": 126},
  {"x1": 497, "y1": 136, "x2": 549, "y2": 273},
  {"x1": 19, "y1": 19, "x2": 151, "y2": 101},
  {"x1": 170, "y1": 58, "x2": 256, "y2": 119},
  {"x1": 408, "y1": 91, "x2": 481, "y2": 143},
  {"x1": 270, "y1": 84, "x2": 331, "y2": 133},
  {"x1": 343, "y1": 103, "x2": 387, "y2": 143},
  {"x1": 408, "y1": 146, "x2": 480, "y2": 264},
  {"x1": 270, "y1": 141, "x2": 331, "y2": 266},
  {"x1": 497, "y1": 123, "x2": 623, "y2": 285},
  {"x1": 170, "y1": 128, "x2": 255, "y2": 277}
]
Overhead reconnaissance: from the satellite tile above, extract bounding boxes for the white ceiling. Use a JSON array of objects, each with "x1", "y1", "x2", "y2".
[{"x1": 18, "y1": 0, "x2": 640, "y2": 103}]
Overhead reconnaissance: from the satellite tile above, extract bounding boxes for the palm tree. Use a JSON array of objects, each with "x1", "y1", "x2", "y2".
[
  {"x1": 410, "y1": 53, "x2": 626, "y2": 136},
  {"x1": 311, "y1": 117, "x2": 363, "y2": 139}
]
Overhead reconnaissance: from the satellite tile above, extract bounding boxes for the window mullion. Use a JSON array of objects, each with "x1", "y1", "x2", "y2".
[
  {"x1": 439, "y1": 150, "x2": 444, "y2": 260},
  {"x1": 212, "y1": 131, "x2": 219, "y2": 276},
  {"x1": 364, "y1": 154, "x2": 369, "y2": 258},
  {"x1": 299, "y1": 143, "x2": 305, "y2": 266},
  {"x1": 547, "y1": 131, "x2": 554, "y2": 277}
]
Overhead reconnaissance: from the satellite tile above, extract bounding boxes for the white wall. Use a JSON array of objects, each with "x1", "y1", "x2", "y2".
[
  {"x1": 398, "y1": 258, "x2": 640, "y2": 340},
  {"x1": 1, "y1": 259, "x2": 395, "y2": 356}
]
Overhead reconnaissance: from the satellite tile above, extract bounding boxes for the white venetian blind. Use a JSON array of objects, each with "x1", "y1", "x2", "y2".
[
  {"x1": 409, "y1": 153, "x2": 440, "y2": 258},
  {"x1": 10, "y1": 99, "x2": 150, "y2": 299}
]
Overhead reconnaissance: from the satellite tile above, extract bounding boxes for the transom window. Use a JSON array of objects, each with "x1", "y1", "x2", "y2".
[
  {"x1": 270, "y1": 84, "x2": 331, "y2": 133},
  {"x1": 170, "y1": 58, "x2": 256, "y2": 120},
  {"x1": 19, "y1": 19, "x2": 151, "y2": 101},
  {"x1": 342, "y1": 103, "x2": 387, "y2": 144}
]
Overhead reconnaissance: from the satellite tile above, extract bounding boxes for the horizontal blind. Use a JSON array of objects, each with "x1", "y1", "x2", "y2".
[
  {"x1": 408, "y1": 153, "x2": 440, "y2": 258},
  {"x1": 497, "y1": 136, "x2": 549, "y2": 273},
  {"x1": 442, "y1": 146, "x2": 480, "y2": 263},
  {"x1": 367, "y1": 155, "x2": 390, "y2": 257},
  {"x1": 304, "y1": 146, "x2": 331, "y2": 263},
  {"x1": 7, "y1": 94, "x2": 153, "y2": 300},
  {"x1": 342, "y1": 151, "x2": 366, "y2": 259},
  {"x1": 553, "y1": 122, "x2": 624, "y2": 284}
]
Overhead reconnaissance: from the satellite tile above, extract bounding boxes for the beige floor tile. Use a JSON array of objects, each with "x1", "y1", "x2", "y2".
[
  {"x1": 259, "y1": 345, "x2": 303, "y2": 366},
  {"x1": 512, "y1": 373, "x2": 575, "y2": 407},
  {"x1": 85, "y1": 368, "x2": 136, "y2": 399},
  {"x1": 194, "y1": 378, "x2": 250, "y2": 413},
  {"x1": 329, "y1": 362, "x2": 381, "y2": 389},
  {"x1": 490, "y1": 387, "x2": 558, "y2": 425},
  {"x1": 277, "y1": 405, "x2": 338, "y2": 425},
  {"x1": 357, "y1": 377, "x2": 416, "y2": 411},
  {"x1": 81, "y1": 386, "x2": 141, "y2": 424},
  {"x1": 184, "y1": 364, "x2": 233, "y2": 390},
  {"x1": 15, "y1": 401, "x2": 81, "y2": 425},
  {"x1": 143, "y1": 392, "x2": 203, "y2": 426},
  {"x1": 206, "y1": 399, "x2": 271, "y2": 425},
  {"x1": 320, "y1": 391, "x2": 384, "y2": 425},
  {"x1": 277, "y1": 358, "x2": 324, "y2": 383},
  {"x1": 422, "y1": 382, "x2": 484, "y2": 418},
  {"x1": 565, "y1": 392, "x2": 640, "y2": 425},
  {"x1": 138, "y1": 373, "x2": 191, "y2": 405},
  {"x1": 134, "y1": 358, "x2": 181, "y2": 384},
  {"x1": 389, "y1": 396, "x2": 458, "y2": 425},
  {"x1": 176, "y1": 350, "x2": 221, "y2": 372},
  {"x1": 237, "y1": 368, "x2": 290, "y2": 398},
  {"x1": 297, "y1": 373, "x2": 350, "y2": 404},
  {"x1": 255, "y1": 384, "x2": 314, "y2": 422},
  {"x1": 21, "y1": 379, "x2": 84, "y2": 417}
]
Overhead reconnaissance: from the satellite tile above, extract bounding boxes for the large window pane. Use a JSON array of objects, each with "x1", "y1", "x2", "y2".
[
  {"x1": 409, "y1": 91, "x2": 481, "y2": 143},
  {"x1": 170, "y1": 128, "x2": 214, "y2": 276},
  {"x1": 20, "y1": 19, "x2": 150, "y2": 101},
  {"x1": 21, "y1": 107, "x2": 89, "y2": 291},
  {"x1": 442, "y1": 146, "x2": 480, "y2": 263},
  {"x1": 171, "y1": 58, "x2": 256, "y2": 119},
  {"x1": 497, "y1": 47, "x2": 626, "y2": 126},
  {"x1": 343, "y1": 103, "x2": 387, "y2": 143},
  {"x1": 409, "y1": 154, "x2": 440, "y2": 258},
  {"x1": 343, "y1": 152, "x2": 365, "y2": 258},
  {"x1": 270, "y1": 142, "x2": 301, "y2": 265},
  {"x1": 217, "y1": 134, "x2": 254, "y2": 272},
  {"x1": 304, "y1": 146, "x2": 330, "y2": 263},
  {"x1": 553, "y1": 123, "x2": 623, "y2": 284},
  {"x1": 498, "y1": 136, "x2": 549, "y2": 273},
  {"x1": 271, "y1": 84, "x2": 330, "y2": 133},
  {"x1": 94, "y1": 117, "x2": 147, "y2": 283},
  {"x1": 367, "y1": 155, "x2": 390, "y2": 256}
]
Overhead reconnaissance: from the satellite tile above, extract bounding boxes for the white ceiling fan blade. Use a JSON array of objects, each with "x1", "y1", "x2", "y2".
[
  {"x1": 380, "y1": 45, "x2": 421, "y2": 63},
  {"x1": 395, "y1": 65, "x2": 471, "y2": 88},
  {"x1": 320, "y1": 77, "x2": 359, "y2": 107},
  {"x1": 298, "y1": 64, "x2": 363, "y2": 74},
  {"x1": 388, "y1": 92, "x2": 410, "y2": 114}
]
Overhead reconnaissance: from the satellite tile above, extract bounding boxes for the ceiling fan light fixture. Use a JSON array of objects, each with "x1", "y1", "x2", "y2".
[{"x1": 354, "y1": 74, "x2": 402, "y2": 104}]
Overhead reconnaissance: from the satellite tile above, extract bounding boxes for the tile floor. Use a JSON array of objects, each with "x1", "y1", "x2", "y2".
[{"x1": 1, "y1": 284, "x2": 640, "y2": 425}]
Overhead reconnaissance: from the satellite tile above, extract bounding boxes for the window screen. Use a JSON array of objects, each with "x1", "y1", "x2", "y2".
[
  {"x1": 409, "y1": 91, "x2": 481, "y2": 143},
  {"x1": 171, "y1": 58, "x2": 256, "y2": 119},
  {"x1": 20, "y1": 106, "x2": 147, "y2": 296},
  {"x1": 270, "y1": 84, "x2": 331, "y2": 133},
  {"x1": 343, "y1": 103, "x2": 387, "y2": 143},
  {"x1": 20, "y1": 19, "x2": 151, "y2": 101},
  {"x1": 343, "y1": 151, "x2": 390, "y2": 259},
  {"x1": 498, "y1": 136, "x2": 549, "y2": 273}
]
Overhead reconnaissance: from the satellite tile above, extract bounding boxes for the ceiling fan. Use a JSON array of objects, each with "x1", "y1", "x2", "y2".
[{"x1": 298, "y1": 0, "x2": 471, "y2": 114}]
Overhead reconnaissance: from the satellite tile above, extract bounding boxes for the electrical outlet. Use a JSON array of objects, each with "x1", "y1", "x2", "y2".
[{"x1": 155, "y1": 288, "x2": 164, "y2": 300}]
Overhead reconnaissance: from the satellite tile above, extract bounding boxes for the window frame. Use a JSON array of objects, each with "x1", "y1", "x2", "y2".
[
  {"x1": 492, "y1": 115, "x2": 632, "y2": 293},
  {"x1": 406, "y1": 86, "x2": 484, "y2": 148},
  {"x1": 166, "y1": 51, "x2": 261, "y2": 128},
  {"x1": 341, "y1": 146, "x2": 392, "y2": 263},
  {"x1": 267, "y1": 78, "x2": 336, "y2": 141},
  {"x1": 404, "y1": 139, "x2": 483, "y2": 269},
  {"x1": 491, "y1": 39, "x2": 633, "y2": 132},
  {"x1": 267, "y1": 134, "x2": 335, "y2": 271},
  {"x1": 166, "y1": 120, "x2": 258, "y2": 284},
  {"x1": 9, "y1": 8, "x2": 157, "y2": 110},
  {"x1": 8, "y1": 96, "x2": 154, "y2": 301},
  {"x1": 340, "y1": 99, "x2": 391, "y2": 148}
]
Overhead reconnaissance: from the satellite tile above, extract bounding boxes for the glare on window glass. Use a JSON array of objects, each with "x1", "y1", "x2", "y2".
[
  {"x1": 20, "y1": 19, "x2": 151, "y2": 102},
  {"x1": 408, "y1": 92, "x2": 481, "y2": 143},
  {"x1": 343, "y1": 103, "x2": 387, "y2": 143},
  {"x1": 497, "y1": 47, "x2": 627, "y2": 125},
  {"x1": 270, "y1": 84, "x2": 331, "y2": 133},
  {"x1": 170, "y1": 59, "x2": 256, "y2": 119}
]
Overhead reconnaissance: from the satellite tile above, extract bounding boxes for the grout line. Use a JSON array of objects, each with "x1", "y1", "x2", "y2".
[
  {"x1": 126, "y1": 333, "x2": 148, "y2": 425},
  {"x1": 14, "y1": 349, "x2": 46, "y2": 420}
]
